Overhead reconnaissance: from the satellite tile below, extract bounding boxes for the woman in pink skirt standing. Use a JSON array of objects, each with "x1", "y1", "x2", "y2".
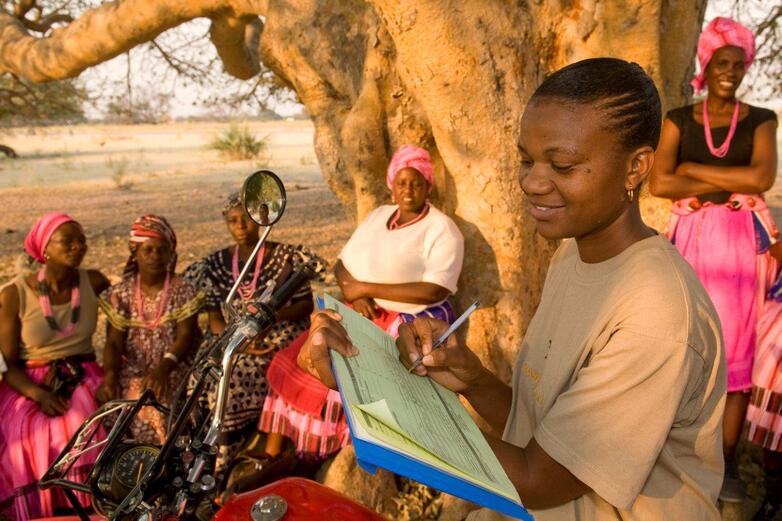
[{"x1": 650, "y1": 17, "x2": 779, "y2": 513}]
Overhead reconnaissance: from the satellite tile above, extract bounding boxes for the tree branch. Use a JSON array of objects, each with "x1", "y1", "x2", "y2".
[
  {"x1": 209, "y1": 13, "x2": 262, "y2": 80},
  {"x1": 0, "y1": 0, "x2": 265, "y2": 82},
  {"x1": 20, "y1": 12, "x2": 72, "y2": 33},
  {"x1": 13, "y1": 0, "x2": 35, "y2": 19},
  {"x1": 150, "y1": 39, "x2": 210, "y2": 83}
]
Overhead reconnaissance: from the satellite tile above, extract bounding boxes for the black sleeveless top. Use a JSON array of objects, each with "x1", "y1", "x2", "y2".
[{"x1": 665, "y1": 104, "x2": 777, "y2": 203}]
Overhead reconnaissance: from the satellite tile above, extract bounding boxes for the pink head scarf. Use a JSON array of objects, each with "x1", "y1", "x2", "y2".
[
  {"x1": 692, "y1": 17, "x2": 755, "y2": 93},
  {"x1": 24, "y1": 212, "x2": 80, "y2": 264},
  {"x1": 386, "y1": 145, "x2": 434, "y2": 190}
]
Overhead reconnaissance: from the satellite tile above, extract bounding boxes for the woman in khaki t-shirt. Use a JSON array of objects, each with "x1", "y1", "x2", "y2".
[{"x1": 297, "y1": 58, "x2": 726, "y2": 520}]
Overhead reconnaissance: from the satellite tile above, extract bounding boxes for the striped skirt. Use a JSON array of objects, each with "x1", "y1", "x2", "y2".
[
  {"x1": 746, "y1": 288, "x2": 782, "y2": 452},
  {"x1": 0, "y1": 362, "x2": 104, "y2": 520},
  {"x1": 259, "y1": 300, "x2": 456, "y2": 457}
]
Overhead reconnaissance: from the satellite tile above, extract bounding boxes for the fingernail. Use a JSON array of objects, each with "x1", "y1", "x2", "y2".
[
  {"x1": 350, "y1": 345, "x2": 359, "y2": 356},
  {"x1": 422, "y1": 355, "x2": 433, "y2": 365},
  {"x1": 409, "y1": 353, "x2": 418, "y2": 363}
]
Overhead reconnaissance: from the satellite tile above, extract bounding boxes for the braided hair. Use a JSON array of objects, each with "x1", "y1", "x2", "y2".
[{"x1": 530, "y1": 58, "x2": 662, "y2": 151}]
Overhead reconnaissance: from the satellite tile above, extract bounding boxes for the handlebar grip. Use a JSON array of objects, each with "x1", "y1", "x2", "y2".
[{"x1": 267, "y1": 266, "x2": 314, "y2": 310}]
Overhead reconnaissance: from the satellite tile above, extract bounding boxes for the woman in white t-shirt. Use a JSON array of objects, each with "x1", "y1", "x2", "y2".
[
  {"x1": 243, "y1": 146, "x2": 464, "y2": 483},
  {"x1": 336, "y1": 144, "x2": 464, "y2": 336}
]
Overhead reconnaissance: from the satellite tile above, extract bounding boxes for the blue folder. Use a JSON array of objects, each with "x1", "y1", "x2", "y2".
[{"x1": 317, "y1": 297, "x2": 532, "y2": 520}]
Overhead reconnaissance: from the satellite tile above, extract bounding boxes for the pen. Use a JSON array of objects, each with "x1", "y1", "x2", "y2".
[{"x1": 408, "y1": 300, "x2": 480, "y2": 373}]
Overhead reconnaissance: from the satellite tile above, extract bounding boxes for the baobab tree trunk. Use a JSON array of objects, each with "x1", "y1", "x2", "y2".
[
  {"x1": 259, "y1": 0, "x2": 708, "y2": 382},
  {"x1": 0, "y1": 0, "x2": 707, "y2": 384}
]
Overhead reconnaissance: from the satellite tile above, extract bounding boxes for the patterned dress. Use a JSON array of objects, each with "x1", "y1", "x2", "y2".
[
  {"x1": 183, "y1": 242, "x2": 325, "y2": 470},
  {"x1": 98, "y1": 275, "x2": 203, "y2": 444}
]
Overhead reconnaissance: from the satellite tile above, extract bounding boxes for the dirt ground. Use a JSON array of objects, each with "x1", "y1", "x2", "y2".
[
  {"x1": 0, "y1": 121, "x2": 351, "y2": 287},
  {"x1": 0, "y1": 121, "x2": 780, "y2": 520}
]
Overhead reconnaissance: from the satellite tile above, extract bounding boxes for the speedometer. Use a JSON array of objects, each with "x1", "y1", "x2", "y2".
[{"x1": 112, "y1": 445, "x2": 160, "y2": 488}]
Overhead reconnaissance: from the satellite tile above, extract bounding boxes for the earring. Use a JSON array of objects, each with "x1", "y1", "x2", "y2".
[{"x1": 627, "y1": 188, "x2": 635, "y2": 203}]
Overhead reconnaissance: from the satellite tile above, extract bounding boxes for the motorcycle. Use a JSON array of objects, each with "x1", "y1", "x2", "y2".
[{"x1": 37, "y1": 170, "x2": 385, "y2": 521}]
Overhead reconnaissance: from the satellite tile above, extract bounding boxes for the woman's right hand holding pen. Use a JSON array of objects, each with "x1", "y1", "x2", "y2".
[{"x1": 397, "y1": 317, "x2": 487, "y2": 394}]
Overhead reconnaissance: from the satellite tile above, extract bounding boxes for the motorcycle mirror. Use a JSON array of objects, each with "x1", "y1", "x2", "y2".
[{"x1": 241, "y1": 170, "x2": 286, "y2": 226}]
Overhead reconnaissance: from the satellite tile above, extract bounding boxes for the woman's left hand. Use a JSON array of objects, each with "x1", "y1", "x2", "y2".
[
  {"x1": 352, "y1": 297, "x2": 380, "y2": 319},
  {"x1": 143, "y1": 361, "x2": 174, "y2": 401},
  {"x1": 297, "y1": 310, "x2": 358, "y2": 389}
]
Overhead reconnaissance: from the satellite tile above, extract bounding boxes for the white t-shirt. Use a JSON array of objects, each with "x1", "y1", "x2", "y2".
[{"x1": 338, "y1": 204, "x2": 464, "y2": 314}]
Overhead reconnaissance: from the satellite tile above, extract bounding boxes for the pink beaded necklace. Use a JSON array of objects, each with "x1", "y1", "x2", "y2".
[
  {"x1": 37, "y1": 269, "x2": 80, "y2": 338},
  {"x1": 135, "y1": 272, "x2": 171, "y2": 330},
  {"x1": 231, "y1": 244, "x2": 265, "y2": 301},
  {"x1": 388, "y1": 203, "x2": 430, "y2": 230},
  {"x1": 702, "y1": 100, "x2": 740, "y2": 158}
]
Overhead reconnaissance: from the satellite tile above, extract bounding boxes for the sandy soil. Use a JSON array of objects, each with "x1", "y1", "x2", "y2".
[{"x1": 0, "y1": 121, "x2": 350, "y2": 287}]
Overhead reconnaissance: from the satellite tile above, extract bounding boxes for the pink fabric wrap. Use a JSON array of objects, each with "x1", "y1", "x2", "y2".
[
  {"x1": 266, "y1": 332, "x2": 328, "y2": 417},
  {"x1": 386, "y1": 145, "x2": 434, "y2": 190},
  {"x1": 265, "y1": 307, "x2": 400, "y2": 415},
  {"x1": 23, "y1": 213, "x2": 79, "y2": 264},
  {"x1": 667, "y1": 194, "x2": 778, "y2": 392},
  {"x1": 0, "y1": 363, "x2": 104, "y2": 520},
  {"x1": 692, "y1": 17, "x2": 756, "y2": 93}
]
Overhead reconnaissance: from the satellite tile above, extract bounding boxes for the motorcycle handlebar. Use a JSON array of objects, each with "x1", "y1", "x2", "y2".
[{"x1": 267, "y1": 265, "x2": 315, "y2": 310}]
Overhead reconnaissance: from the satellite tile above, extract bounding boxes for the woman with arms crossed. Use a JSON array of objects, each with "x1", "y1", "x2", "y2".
[
  {"x1": 649, "y1": 17, "x2": 779, "y2": 507},
  {"x1": 335, "y1": 144, "x2": 464, "y2": 335}
]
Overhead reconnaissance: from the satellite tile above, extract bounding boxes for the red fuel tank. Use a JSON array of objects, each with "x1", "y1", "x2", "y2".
[{"x1": 215, "y1": 477, "x2": 387, "y2": 521}]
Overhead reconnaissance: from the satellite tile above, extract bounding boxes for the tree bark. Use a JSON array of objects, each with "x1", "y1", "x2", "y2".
[
  {"x1": 260, "y1": 0, "x2": 708, "y2": 377},
  {"x1": 0, "y1": 0, "x2": 263, "y2": 82},
  {"x1": 0, "y1": 0, "x2": 708, "y2": 379}
]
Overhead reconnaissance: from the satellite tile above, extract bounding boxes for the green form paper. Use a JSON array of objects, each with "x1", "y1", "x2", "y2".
[{"x1": 324, "y1": 294, "x2": 522, "y2": 505}]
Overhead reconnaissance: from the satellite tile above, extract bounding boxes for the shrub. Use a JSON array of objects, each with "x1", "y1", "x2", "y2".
[
  {"x1": 210, "y1": 124, "x2": 269, "y2": 161},
  {"x1": 107, "y1": 156, "x2": 133, "y2": 190}
]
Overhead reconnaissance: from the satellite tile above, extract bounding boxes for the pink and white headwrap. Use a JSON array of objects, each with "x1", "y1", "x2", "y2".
[
  {"x1": 692, "y1": 17, "x2": 755, "y2": 93},
  {"x1": 24, "y1": 212, "x2": 80, "y2": 264},
  {"x1": 386, "y1": 145, "x2": 434, "y2": 190}
]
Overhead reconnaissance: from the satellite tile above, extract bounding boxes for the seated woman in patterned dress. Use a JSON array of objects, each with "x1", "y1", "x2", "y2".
[
  {"x1": 184, "y1": 193, "x2": 325, "y2": 475},
  {"x1": 96, "y1": 215, "x2": 202, "y2": 444}
]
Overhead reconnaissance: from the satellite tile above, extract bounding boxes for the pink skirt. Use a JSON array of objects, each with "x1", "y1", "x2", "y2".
[
  {"x1": 258, "y1": 332, "x2": 350, "y2": 458},
  {"x1": 0, "y1": 362, "x2": 104, "y2": 520},
  {"x1": 670, "y1": 204, "x2": 775, "y2": 392}
]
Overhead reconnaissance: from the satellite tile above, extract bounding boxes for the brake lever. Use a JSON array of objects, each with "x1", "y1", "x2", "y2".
[{"x1": 257, "y1": 279, "x2": 275, "y2": 304}]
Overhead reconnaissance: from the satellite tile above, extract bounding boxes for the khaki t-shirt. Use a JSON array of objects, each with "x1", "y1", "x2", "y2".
[{"x1": 472, "y1": 235, "x2": 726, "y2": 521}]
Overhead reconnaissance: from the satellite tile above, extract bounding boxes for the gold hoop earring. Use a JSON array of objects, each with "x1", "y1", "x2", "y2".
[{"x1": 627, "y1": 189, "x2": 634, "y2": 203}]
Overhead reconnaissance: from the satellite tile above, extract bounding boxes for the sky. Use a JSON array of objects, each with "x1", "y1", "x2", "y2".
[{"x1": 80, "y1": 1, "x2": 779, "y2": 119}]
